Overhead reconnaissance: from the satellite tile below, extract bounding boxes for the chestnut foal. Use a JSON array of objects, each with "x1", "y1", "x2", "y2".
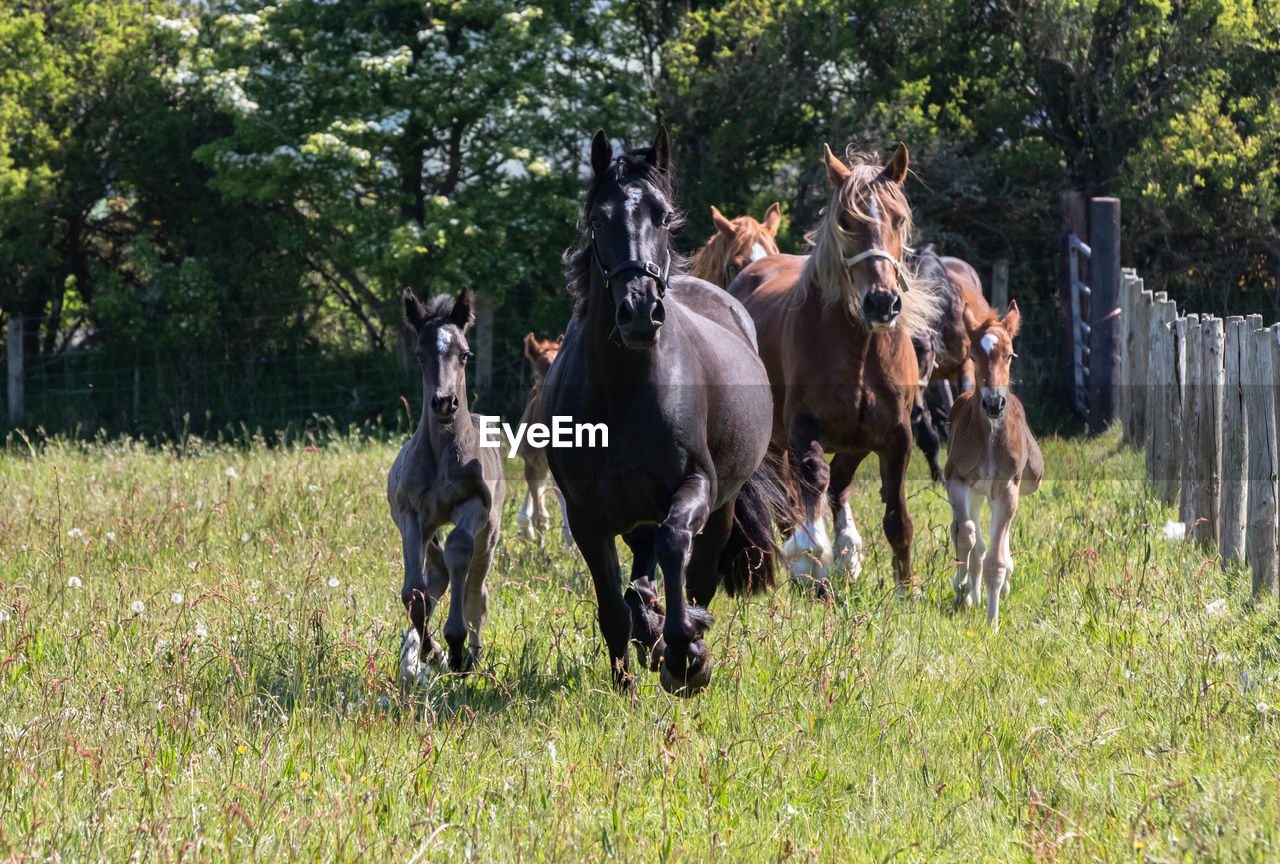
[
  {"x1": 944, "y1": 300, "x2": 1043, "y2": 628},
  {"x1": 515, "y1": 333, "x2": 573, "y2": 546}
]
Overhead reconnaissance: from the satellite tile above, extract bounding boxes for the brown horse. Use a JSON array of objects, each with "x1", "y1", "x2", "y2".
[
  {"x1": 515, "y1": 333, "x2": 572, "y2": 545},
  {"x1": 689, "y1": 204, "x2": 781, "y2": 288},
  {"x1": 945, "y1": 300, "x2": 1042, "y2": 628},
  {"x1": 389, "y1": 287, "x2": 506, "y2": 685},
  {"x1": 728, "y1": 144, "x2": 942, "y2": 593}
]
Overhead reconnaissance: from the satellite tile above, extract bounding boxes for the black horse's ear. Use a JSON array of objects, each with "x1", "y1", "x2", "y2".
[
  {"x1": 403, "y1": 287, "x2": 428, "y2": 332},
  {"x1": 650, "y1": 124, "x2": 671, "y2": 173},
  {"x1": 452, "y1": 286, "x2": 476, "y2": 331},
  {"x1": 590, "y1": 129, "x2": 612, "y2": 176}
]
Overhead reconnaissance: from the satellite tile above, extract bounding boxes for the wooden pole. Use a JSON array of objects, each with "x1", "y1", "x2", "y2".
[
  {"x1": 6, "y1": 316, "x2": 22, "y2": 424},
  {"x1": 1087, "y1": 198, "x2": 1121, "y2": 435},
  {"x1": 1155, "y1": 300, "x2": 1180, "y2": 505},
  {"x1": 1145, "y1": 292, "x2": 1165, "y2": 490},
  {"x1": 1177, "y1": 315, "x2": 1200, "y2": 528},
  {"x1": 1059, "y1": 192, "x2": 1088, "y2": 416},
  {"x1": 1134, "y1": 285, "x2": 1152, "y2": 460},
  {"x1": 1195, "y1": 316, "x2": 1224, "y2": 546},
  {"x1": 991, "y1": 259, "x2": 1008, "y2": 312},
  {"x1": 1246, "y1": 325, "x2": 1278, "y2": 596},
  {"x1": 1220, "y1": 317, "x2": 1248, "y2": 567}
]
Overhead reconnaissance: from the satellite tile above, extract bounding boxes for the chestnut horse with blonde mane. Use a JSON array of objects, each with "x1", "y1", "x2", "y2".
[
  {"x1": 689, "y1": 204, "x2": 781, "y2": 288},
  {"x1": 515, "y1": 333, "x2": 572, "y2": 546},
  {"x1": 728, "y1": 144, "x2": 942, "y2": 593},
  {"x1": 945, "y1": 300, "x2": 1043, "y2": 629}
]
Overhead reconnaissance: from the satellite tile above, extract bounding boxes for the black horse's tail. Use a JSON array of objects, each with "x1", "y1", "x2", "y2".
[{"x1": 719, "y1": 455, "x2": 789, "y2": 595}]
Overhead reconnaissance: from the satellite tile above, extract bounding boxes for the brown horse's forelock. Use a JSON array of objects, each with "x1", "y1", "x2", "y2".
[
  {"x1": 689, "y1": 216, "x2": 777, "y2": 288},
  {"x1": 563, "y1": 149, "x2": 688, "y2": 307},
  {"x1": 798, "y1": 152, "x2": 941, "y2": 337}
]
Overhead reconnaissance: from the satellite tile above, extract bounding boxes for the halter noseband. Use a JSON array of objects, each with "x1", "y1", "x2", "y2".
[
  {"x1": 591, "y1": 230, "x2": 670, "y2": 297},
  {"x1": 842, "y1": 247, "x2": 911, "y2": 293}
]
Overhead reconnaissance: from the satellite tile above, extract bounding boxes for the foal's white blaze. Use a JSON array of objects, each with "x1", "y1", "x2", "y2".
[
  {"x1": 980, "y1": 332, "x2": 999, "y2": 356},
  {"x1": 750, "y1": 242, "x2": 768, "y2": 262},
  {"x1": 436, "y1": 328, "x2": 453, "y2": 355}
]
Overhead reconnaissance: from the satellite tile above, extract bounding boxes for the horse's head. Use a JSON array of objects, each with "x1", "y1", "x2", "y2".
[
  {"x1": 691, "y1": 203, "x2": 781, "y2": 288},
  {"x1": 812, "y1": 143, "x2": 914, "y2": 329},
  {"x1": 964, "y1": 300, "x2": 1021, "y2": 420},
  {"x1": 581, "y1": 126, "x2": 678, "y2": 349},
  {"x1": 403, "y1": 286, "x2": 475, "y2": 423},
  {"x1": 522, "y1": 332, "x2": 563, "y2": 384}
]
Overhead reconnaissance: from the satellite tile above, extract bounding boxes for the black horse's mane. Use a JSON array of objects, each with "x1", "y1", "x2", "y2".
[{"x1": 563, "y1": 146, "x2": 688, "y2": 306}]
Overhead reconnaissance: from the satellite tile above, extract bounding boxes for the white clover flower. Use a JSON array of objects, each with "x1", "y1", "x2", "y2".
[
  {"x1": 194, "y1": 621, "x2": 208, "y2": 640},
  {"x1": 308, "y1": 485, "x2": 321, "y2": 492},
  {"x1": 328, "y1": 577, "x2": 340, "y2": 588},
  {"x1": 68, "y1": 528, "x2": 84, "y2": 539},
  {"x1": 170, "y1": 592, "x2": 184, "y2": 605},
  {"x1": 226, "y1": 467, "x2": 238, "y2": 478},
  {"x1": 241, "y1": 533, "x2": 250, "y2": 542},
  {"x1": 67, "y1": 576, "x2": 83, "y2": 588},
  {"x1": 1258, "y1": 702, "x2": 1270, "y2": 714},
  {"x1": 131, "y1": 600, "x2": 145, "y2": 614},
  {"x1": 248, "y1": 503, "x2": 255, "y2": 511},
  {"x1": 1037, "y1": 697, "x2": 1047, "y2": 706},
  {"x1": 0, "y1": 610, "x2": 10, "y2": 623},
  {"x1": 106, "y1": 532, "x2": 116, "y2": 541},
  {"x1": 187, "y1": 562, "x2": 198, "y2": 571}
]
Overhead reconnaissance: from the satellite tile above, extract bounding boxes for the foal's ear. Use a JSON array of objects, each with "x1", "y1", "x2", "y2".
[
  {"x1": 823, "y1": 143, "x2": 851, "y2": 187},
  {"x1": 711, "y1": 205, "x2": 734, "y2": 237},
  {"x1": 762, "y1": 202, "x2": 782, "y2": 236},
  {"x1": 1001, "y1": 299, "x2": 1021, "y2": 341},
  {"x1": 962, "y1": 303, "x2": 981, "y2": 336},
  {"x1": 403, "y1": 288, "x2": 428, "y2": 333},
  {"x1": 650, "y1": 124, "x2": 671, "y2": 173},
  {"x1": 523, "y1": 332, "x2": 537, "y2": 360},
  {"x1": 884, "y1": 142, "x2": 909, "y2": 184},
  {"x1": 554, "y1": 332, "x2": 564, "y2": 346},
  {"x1": 590, "y1": 129, "x2": 612, "y2": 176},
  {"x1": 452, "y1": 286, "x2": 476, "y2": 331}
]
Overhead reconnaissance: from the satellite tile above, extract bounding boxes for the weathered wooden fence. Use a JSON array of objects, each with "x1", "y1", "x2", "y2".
[{"x1": 1120, "y1": 277, "x2": 1280, "y2": 599}]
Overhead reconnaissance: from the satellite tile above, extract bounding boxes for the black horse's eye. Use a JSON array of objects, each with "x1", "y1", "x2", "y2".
[
  {"x1": 460, "y1": 350, "x2": 474, "y2": 362},
  {"x1": 661, "y1": 211, "x2": 675, "y2": 226}
]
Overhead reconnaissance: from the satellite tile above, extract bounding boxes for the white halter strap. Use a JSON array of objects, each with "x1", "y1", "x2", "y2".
[{"x1": 841, "y1": 247, "x2": 911, "y2": 291}]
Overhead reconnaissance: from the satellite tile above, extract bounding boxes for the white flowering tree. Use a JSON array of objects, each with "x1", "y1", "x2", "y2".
[{"x1": 178, "y1": 0, "x2": 648, "y2": 350}]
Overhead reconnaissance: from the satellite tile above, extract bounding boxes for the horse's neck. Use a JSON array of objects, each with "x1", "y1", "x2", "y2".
[
  {"x1": 581, "y1": 287, "x2": 656, "y2": 387},
  {"x1": 419, "y1": 388, "x2": 477, "y2": 459}
]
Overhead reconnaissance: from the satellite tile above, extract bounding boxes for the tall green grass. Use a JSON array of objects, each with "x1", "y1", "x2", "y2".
[{"x1": 0, "y1": 428, "x2": 1275, "y2": 862}]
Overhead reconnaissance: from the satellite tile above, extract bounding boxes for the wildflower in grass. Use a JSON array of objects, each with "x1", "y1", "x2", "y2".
[
  {"x1": 1038, "y1": 697, "x2": 1047, "y2": 706},
  {"x1": 187, "y1": 562, "x2": 197, "y2": 571},
  {"x1": 1205, "y1": 598, "x2": 1227, "y2": 617},
  {"x1": 300, "y1": 771, "x2": 309, "y2": 780},
  {"x1": 248, "y1": 503, "x2": 255, "y2": 510},
  {"x1": 1258, "y1": 702, "x2": 1269, "y2": 714},
  {"x1": 68, "y1": 527, "x2": 84, "y2": 539},
  {"x1": 328, "y1": 577, "x2": 340, "y2": 588},
  {"x1": 170, "y1": 591, "x2": 183, "y2": 604},
  {"x1": 241, "y1": 533, "x2": 250, "y2": 542},
  {"x1": 308, "y1": 484, "x2": 321, "y2": 492},
  {"x1": 0, "y1": 610, "x2": 10, "y2": 623},
  {"x1": 67, "y1": 576, "x2": 83, "y2": 588},
  {"x1": 194, "y1": 621, "x2": 208, "y2": 639},
  {"x1": 131, "y1": 600, "x2": 145, "y2": 614},
  {"x1": 226, "y1": 466, "x2": 238, "y2": 478},
  {"x1": 237, "y1": 744, "x2": 247, "y2": 754},
  {"x1": 106, "y1": 532, "x2": 116, "y2": 541}
]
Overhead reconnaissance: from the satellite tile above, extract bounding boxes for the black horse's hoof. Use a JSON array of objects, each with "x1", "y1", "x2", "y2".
[{"x1": 659, "y1": 641, "x2": 711, "y2": 695}]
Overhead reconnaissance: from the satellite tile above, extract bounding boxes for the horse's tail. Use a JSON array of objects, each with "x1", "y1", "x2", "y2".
[{"x1": 719, "y1": 454, "x2": 789, "y2": 596}]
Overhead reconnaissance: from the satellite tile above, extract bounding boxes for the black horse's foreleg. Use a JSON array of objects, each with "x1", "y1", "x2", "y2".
[
  {"x1": 569, "y1": 509, "x2": 632, "y2": 689},
  {"x1": 912, "y1": 393, "x2": 944, "y2": 483},
  {"x1": 622, "y1": 526, "x2": 662, "y2": 668},
  {"x1": 878, "y1": 426, "x2": 916, "y2": 596},
  {"x1": 655, "y1": 473, "x2": 714, "y2": 694}
]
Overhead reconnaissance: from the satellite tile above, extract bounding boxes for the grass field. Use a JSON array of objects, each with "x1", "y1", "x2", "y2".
[{"x1": 1, "y1": 426, "x2": 1277, "y2": 862}]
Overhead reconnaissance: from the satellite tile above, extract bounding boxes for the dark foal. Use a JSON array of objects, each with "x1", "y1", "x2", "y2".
[
  {"x1": 388, "y1": 287, "x2": 505, "y2": 686},
  {"x1": 540, "y1": 127, "x2": 780, "y2": 694}
]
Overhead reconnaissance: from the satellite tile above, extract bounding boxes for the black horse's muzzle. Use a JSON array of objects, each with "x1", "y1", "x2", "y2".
[
  {"x1": 864, "y1": 289, "x2": 903, "y2": 328},
  {"x1": 615, "y1": 290, "x2": 666, "y2": 347},
  {"x1": 982, "y1": 393, "x2": 1007, "y2": 419},
  {"x1": 431, "y1": 393, "x2": 459, "y2": 420}
]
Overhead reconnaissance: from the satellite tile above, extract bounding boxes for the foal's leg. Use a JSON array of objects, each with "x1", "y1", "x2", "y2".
[
  {"x1": 656, "y1": 474, "x2": 715, "y2": 695},
  {"x1": 441, "y1": 497, "x2": 490, "y2": 672},
  {"x1": 568, "y1": 507, "x2": 632, "y2": 688},
  {"x1": 553, "y1": 485, "x2": 574, "y2": 548},
  {"x1": 967, "y1": 492, "x2": 987, "y2": 608},
  {"x1": 983, "y1": 484, "x2": 1018, "y2": 629},
  {"x1": 828, "y1": 453, "x2": 867, "y2": 580},
  {"x1": 878, "y1": 426, "x2": 917, "y2": 596},
  {"x1": 461, "y1": 525, "x2": 497, "y2": 665},
  {"x1": 784, "y1": 415, "x2": 832, "y2": 589},
  {"x1": 397, "y1": 509, "x2": 428, "y2": 688}
]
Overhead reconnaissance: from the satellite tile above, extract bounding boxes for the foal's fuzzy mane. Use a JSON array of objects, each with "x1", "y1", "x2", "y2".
[
  {"x1": 688, "y1": 215, "x2": 779, "y2": 288},
  {"x1": 799, "y1": 151, "x2": 941, "y2": 337},
  {"x1": 420, "y1": 294, "x2": 459, "y2": 322},
  {"x1": 563, "y1": 147, "x2": 688, "y2": 308}
]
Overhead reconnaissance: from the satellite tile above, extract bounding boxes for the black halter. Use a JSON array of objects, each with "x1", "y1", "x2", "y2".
[{"x1": 590, "y1": 230, "x2": 670, "y2": 297}]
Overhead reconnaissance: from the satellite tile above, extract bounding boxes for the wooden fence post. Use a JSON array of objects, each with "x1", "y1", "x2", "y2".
[
  {"x1": 1145, "y1": 292, "x2": 1165, "y2": 490},
  {"x1": 1246, "y1": 325, "x2": 1278, "y2": 596},
  {"x1": 1195, "y1": 317, "x2": 1224, "y2": 546},
  {"x1": 1059, "y1": 192, "x2": 1088, "y2": 415},
  {"x1": 991, "y1": 259, "x2": 1008, "y2": 312},
  {"x1": 1134, "y1": 285, "x2": 1151, "y2": 462},
  {"x1": 1221, "y1": 317, "x2": 1248, "y2": 567},
  {"x1": 1177, "y1": 315, "x2": 1200, "y2": 529},
  {"x1": 6, "y1": 316, "x2": 22, "y2": 424},
  {"x1": 1087, "y1": 198, "x2": 1121, "y2": 435},
  {"x1": 1155, "y1": 299, "x2": 1180, "y2": 505}
]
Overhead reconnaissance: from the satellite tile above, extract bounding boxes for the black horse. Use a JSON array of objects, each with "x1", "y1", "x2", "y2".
[{"x1": 539, "y1": 127, "x2": 781, "y2": 694}]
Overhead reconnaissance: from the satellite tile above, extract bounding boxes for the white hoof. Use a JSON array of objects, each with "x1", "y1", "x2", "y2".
[
  {"x1": 783, "y1": 520, "x2": 832, "y2": 590},
  {"x1": 399, "y1": 629, "x2": 422, "y2": 690},
  {"x1": 515, "y1": 507, "x2": 536, "y2": 541},
  {"x1": 832, "y1": 528, "x2": 863, "y2": 579}
]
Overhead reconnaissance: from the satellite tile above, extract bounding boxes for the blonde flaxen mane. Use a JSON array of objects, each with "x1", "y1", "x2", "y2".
[{"x1": 798, "y1": 151, "x2": 942, "y2": 338}]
